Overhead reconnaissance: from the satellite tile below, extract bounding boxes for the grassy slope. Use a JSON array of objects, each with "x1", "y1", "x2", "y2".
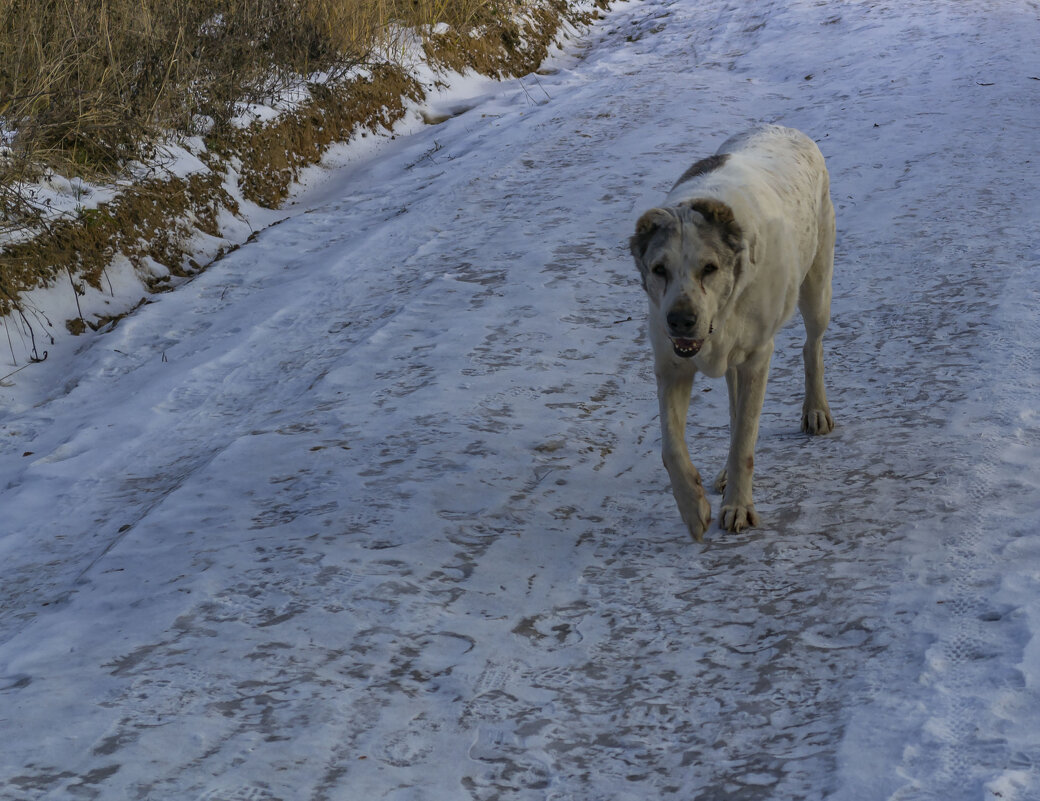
[{"x1": 0, "y1": 0, "x2": 606, "y2": 334}]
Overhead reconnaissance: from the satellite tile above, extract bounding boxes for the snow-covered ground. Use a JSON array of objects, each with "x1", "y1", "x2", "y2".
[{"x1": 2, "y1": 0, "x2": 1040, "y2": 798}]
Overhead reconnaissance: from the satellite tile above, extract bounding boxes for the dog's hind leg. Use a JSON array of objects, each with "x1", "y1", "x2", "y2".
[
  {"x1": 713, "y1": 365, "x2": 740, "y2": 494},
  {"x1": 656, "y1": 362, "x2": 712, "y2": 541},
  {"x1": 798, "y1": 201, "x2": 836, "y2": 435}
]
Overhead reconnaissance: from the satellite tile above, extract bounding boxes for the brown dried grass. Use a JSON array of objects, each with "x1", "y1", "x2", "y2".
[
  {"x1": 0, "y1": 0, "x2": 605, "y2": 320},
  {"x1": 0, "y1": 0, "x2": 547, "y2": 175},
  {"x1": 0, "y1": 0, "x2": 388, "y2": 171}
]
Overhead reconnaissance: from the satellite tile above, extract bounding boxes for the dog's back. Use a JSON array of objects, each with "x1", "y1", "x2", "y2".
[
  {"x1": 669, "y1": 125, "x2": 830, "y2": 237},
  {"x1": 668, "y1": 125, "x2": 831, "y2": 284}
]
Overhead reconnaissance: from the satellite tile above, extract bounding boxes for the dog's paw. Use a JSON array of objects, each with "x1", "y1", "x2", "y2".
[
  {"x1": 719, "y1": 504, "x2": 759, "y2": 533},
  {"x1": 801, "y1": 407, "x2": 834, "y2": 435},
  {"x1": 713, "y1": 467, "x2": 727, "y2": 494},
  {"x1": 677, "y1": 490, "x2": 713, "y2": 543}
]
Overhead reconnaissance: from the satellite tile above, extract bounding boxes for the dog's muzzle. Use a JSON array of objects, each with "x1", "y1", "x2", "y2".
[
  {"x1": 671, "y1": 337, "x2": 703, "y2": 358},
  {"x1": 666, "y1": 308, "x2": 702, "y2": 358}
]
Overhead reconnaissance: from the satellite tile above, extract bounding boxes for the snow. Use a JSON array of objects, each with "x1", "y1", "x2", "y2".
[
  {"x1": 2, "y1": 0, "x2": 1040, "y2": 799},
  {"x1": 0, "y1": 139, "x2": 218, "y2": 252},
  {"x1": 0, "y1": 38, "x2": 567, "y2": 374}
]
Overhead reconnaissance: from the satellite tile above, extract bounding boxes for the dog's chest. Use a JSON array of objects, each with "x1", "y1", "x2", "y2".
[{"x1": 693, "y1": 339, "x2": 732, "y2": 378}]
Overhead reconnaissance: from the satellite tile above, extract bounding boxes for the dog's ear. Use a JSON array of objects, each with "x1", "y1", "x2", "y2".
[
  {"x1": 682, "y1": 198, "x2": 744, "y2": 252},
  {"x1": 629, "y1": 207, "x2": 675, "y2": 263}
]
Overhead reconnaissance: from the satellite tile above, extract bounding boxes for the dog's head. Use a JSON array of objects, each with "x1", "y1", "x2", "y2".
[{"x1": 629, "y1": 198, "x2": 746, "y2": 359}]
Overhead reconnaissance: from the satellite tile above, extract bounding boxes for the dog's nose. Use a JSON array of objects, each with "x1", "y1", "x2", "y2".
[{"x1": 666, "y1": 309, "x2": 697, "y2": 335}]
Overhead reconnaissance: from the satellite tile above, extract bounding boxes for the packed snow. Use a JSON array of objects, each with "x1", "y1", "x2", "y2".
[{"x1": 2, "y1": 0, "x2": 1040, "y2": 799}]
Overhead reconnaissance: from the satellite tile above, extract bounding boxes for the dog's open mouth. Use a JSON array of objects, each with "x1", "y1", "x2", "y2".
[{"x1": 671, "y1": 337, "x2": 703, "y2": 358}]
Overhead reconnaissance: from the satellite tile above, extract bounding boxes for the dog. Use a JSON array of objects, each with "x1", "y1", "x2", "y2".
[{"x1": 629, "y1": 125, "x2": 835, "y2": 541}]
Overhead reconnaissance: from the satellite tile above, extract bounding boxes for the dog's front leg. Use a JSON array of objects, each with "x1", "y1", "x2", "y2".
[
  {"x1": 656, "y1": 361, "x2": 712, "y2": 541},
  {"x1": 720, "y1": 343, "x2": 773, "y2": 532}
]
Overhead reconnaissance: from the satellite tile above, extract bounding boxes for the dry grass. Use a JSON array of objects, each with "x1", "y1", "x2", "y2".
[
  {"x1": 0, "y1": 0, "x2": 547, "y2": 176},
  {"x1": 0, "y1": 0, "x2": 605, "y2": 321},
  {"x1": 1, "y1": 0, "x2": 388, "y2": 171}
]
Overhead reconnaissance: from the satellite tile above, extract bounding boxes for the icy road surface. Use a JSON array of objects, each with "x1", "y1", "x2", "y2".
[{"x1": 3, "y1": 0, "x2": 1040, "y2": 798}]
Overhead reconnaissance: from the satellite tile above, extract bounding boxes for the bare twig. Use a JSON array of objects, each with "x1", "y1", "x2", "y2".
[{"x1": 66, "y1": 265, "x2": 85, "y2": 323}]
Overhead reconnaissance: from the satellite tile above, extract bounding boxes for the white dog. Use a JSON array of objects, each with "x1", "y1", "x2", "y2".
[{"x1": 629, "y1": 125, "x2": 835, "y2": 541}]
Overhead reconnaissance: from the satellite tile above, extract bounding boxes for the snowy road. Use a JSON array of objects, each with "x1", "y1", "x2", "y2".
[{"x1": 3, "y1": 0, "x2": 1040, "y2": 799}]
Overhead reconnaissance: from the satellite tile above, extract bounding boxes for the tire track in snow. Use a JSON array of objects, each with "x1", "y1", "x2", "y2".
[
  {"x1": 0, "y1": 155, "x2": 482, "y2": 650},
  {"x1": 810, "y1": 3, "x2": 1040, "y2": 796},
  {"x1": 888, "y1": 237, "x2": 1040, "y2": 799}
]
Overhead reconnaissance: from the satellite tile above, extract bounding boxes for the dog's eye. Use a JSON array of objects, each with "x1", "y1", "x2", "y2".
[
  {"x1": 651, "y1": 263, "x2": 668, "y2": 278},
  {"x1": 702, "y1": 262, "x2": 718, "y2": 277}
]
